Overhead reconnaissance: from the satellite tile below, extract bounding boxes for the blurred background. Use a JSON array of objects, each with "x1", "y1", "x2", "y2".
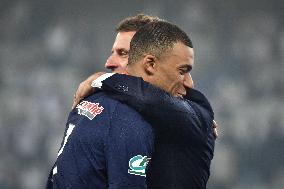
[{"x1": 0, "y1": 0, "x2": 283, "y2": 188}]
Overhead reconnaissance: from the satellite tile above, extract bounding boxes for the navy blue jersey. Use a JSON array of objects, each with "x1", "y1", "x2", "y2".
[
  {"x1": 100, "y1": 74, "x2": 215, "y2": 189},
  {"x1": 46, "y1": 91, "x2": 154, "y2": 189}
]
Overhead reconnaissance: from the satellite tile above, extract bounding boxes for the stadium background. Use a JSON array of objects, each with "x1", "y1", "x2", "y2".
[{"x1": 0, "y1": 0, "x2": 283, "y2": 188}]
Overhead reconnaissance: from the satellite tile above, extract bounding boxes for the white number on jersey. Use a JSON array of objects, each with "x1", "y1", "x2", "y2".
[{"x1": 53, "y1": 123, "x2": 75, "y2": 175}]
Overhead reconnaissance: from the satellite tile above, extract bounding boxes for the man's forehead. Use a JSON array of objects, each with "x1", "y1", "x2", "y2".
[
  {"x1": 112, "y1": 31, "x2": 136, "y2": 50},
  {"x1": 172, "y1": 42, "x2": 194, "y2": 58},
  {"x1": 163, "y1": 42, "x2": 194, "y2": 61},
  {"x1": 115, "y1": 31, "x2": 136, "y2": 43}
]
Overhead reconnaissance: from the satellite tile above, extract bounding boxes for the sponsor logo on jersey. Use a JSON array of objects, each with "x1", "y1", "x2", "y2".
[
  {"x1": 76, "y1": 101, "x2": 104, "y2": 120},
  {"x1": 128, "y1": 155, "x2": 151, "y2": 177}
]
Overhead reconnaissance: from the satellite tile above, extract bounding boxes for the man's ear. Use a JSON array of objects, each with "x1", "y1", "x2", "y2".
[{"x1": 142, "y1": 54, "x2": 157, "y2": 75}]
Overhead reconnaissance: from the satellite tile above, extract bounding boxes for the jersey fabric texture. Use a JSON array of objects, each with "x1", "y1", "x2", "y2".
[
  {"x1": 46, "y1": 91, "x2": 154, "y2": 189},
  {"x1": 101, "y1": 74, "x2": 215, "y2": 189}
]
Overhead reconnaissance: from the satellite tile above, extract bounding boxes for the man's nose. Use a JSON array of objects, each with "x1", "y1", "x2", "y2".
[
  {"x1": 183, "y1": 73, "x2": 194, "y2": 89},
  {"x1": 105, "y1": 55, "x2": 119, "y2": 69}
]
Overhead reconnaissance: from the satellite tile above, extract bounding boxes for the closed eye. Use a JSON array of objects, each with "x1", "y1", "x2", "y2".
[{"x1": 179, "y1": 65, "x2": 192, "y2": 74}]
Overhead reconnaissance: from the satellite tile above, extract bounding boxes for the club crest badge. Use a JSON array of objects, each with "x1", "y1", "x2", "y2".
[
  {"x1": 76, "y1": 101, "x2": 104, "y2": 120},
  {"x1": 128, "y1": 155, "x2": 151, "y2": 177}
]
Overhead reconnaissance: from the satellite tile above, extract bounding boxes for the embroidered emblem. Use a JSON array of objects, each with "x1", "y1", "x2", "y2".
[
  {"x1": 76, "y1": 101, "x2": 104, "y2": 120},
  {"x1": 128, "y1": 155, "x2": 151, "y2": 177}
]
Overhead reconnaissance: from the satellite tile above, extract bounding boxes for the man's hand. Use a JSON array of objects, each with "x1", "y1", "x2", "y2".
[
  {"x1": 72, "y1": 72, "x2": 106, "y2": 109},
  {"x1": 213, "y1": 120, "x2": 219, "y2": 139},
  {"x1": 186, "y1": 74, "x2": 218, "y2": 139}
]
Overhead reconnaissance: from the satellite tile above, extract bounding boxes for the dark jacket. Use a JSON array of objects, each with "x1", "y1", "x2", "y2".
[{"x1": 101, "y1": 74, "x2": 215, "y2": 189}]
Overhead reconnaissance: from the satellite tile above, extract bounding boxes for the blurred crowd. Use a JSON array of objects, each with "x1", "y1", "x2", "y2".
[{"x1": 0, "y1": 0, "x2": 283, "y2": 189}]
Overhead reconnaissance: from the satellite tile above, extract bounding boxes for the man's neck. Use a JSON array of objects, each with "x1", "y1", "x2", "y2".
[
  {"x1": 126, "y1": 65, "x2": 139, "y2": 77},
  {"x1": 126, "y1": 64, "x2": 150, "y2": 83}
]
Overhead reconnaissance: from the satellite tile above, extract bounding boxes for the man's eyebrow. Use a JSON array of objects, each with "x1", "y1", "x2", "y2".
[
  {"x1": 111, "y1": 47, "x2": 128, "y2": 53},
  {"x1": 117, "y1": 48, "x2": 128, "y2": 51}
]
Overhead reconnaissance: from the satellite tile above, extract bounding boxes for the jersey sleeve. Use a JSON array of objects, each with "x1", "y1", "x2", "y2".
[
  {"x1": 106, "y1": 102, "x2": 154, "y2": 189},
  {"x1": 100, "y1": 74, "x2": 214, "y2": 142}
]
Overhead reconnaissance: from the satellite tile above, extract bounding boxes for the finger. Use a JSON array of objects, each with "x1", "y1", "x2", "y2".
[
  {"x1": 212, "y1": 120, "x2": 219, "y2": 139},
  {"x1": 72, "y1": 92, "x2": 80, "y2": 109},
  {"x1": 72, "y1": 97, "x2": 82, "y2": 109},
  {"x1": 213, "y1": 120, "x2": 218, "y2": 128},
  {"x1": 72, "y1": 100, "x2": 77, "y2": 110},
  {"x1": 72, "y1": 99, "x2": 77, "y2": 110},
  {"x1": 213, "y1": 128, "x2": 219, "y2": 139},
  {"x1": 71, "y1": 93, "x2": 76, "y2": 109}
]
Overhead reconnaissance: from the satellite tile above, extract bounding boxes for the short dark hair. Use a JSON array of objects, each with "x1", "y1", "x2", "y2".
[
  {"x1": 116, "y1": 13, "x2": 161, "y2": 32},
  {"x1": 128, "y1": 21, "x2": 193, "y2": 65}
]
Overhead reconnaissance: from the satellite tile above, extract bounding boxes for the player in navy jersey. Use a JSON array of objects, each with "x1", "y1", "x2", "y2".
[
  {"x1": 72, "y1": 14, "x2": 218, "y2": 139},
  {"x1": 46, "y1": 14, "x2": 162, "y2": 189},
  {"x1": 86, "y1": 20, "x2": 215, "y2": 188},
  {"x1": 47, "y1": 15, "x2": 217, "y2": 189}
]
